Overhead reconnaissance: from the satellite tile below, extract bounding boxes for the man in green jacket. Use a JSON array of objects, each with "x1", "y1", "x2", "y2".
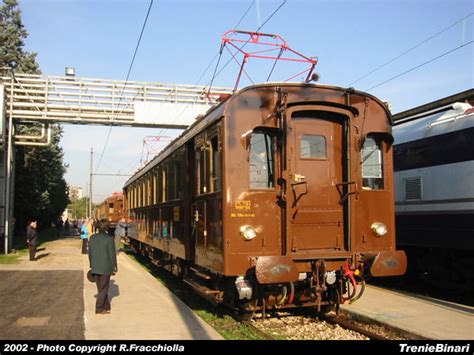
[{"x1": 88, "y1": 219, "x2": 118, "y2": 314}]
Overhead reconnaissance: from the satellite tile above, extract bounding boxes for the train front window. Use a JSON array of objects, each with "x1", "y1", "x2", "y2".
[
  {"x1": 249, "y1": 132, "x2": 274, "y2": 189},
  {"x1": 361, "y1": 137, "x2": 384, "y2": 189},
  {"x1": 301, "y1": 135, "x2": 326, "y2": 159}
]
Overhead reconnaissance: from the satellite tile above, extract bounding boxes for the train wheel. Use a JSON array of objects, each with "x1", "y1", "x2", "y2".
[
  {"x1": 236, "y1": 310, "x2": 255, "y2": 321},
  {"x1": 315, "y1": 304, "x2": 336, "y2": 317},
  {"x1": 235, "y1": 299, "x2": 257, "y2": 321}
]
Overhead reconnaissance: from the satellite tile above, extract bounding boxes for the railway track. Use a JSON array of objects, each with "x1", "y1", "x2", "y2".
[
  {"x1": 247, "y1": 312, "x2": 369, "y2": 340},
  {"x1": 245, "y1": 310, "x2": 416, "y2": 340},
  {"x1": 320, "y1": 313, "x2": 390, "y2": 340},
  {"x1": 129, "y1": 248, "x2": 418, "y2": 340}
]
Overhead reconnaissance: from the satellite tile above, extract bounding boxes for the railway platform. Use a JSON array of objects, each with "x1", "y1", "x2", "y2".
[
  {"x1": 0, "y1": 237, "x2": 222, "y2": 340},
  {"x1": 340, "y1": 284, "x2": 474, "y2": 340}
]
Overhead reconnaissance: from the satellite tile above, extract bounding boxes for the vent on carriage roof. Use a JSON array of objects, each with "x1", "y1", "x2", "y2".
[{"x1": 405, "y1": 177, "x2": 422, "y2": 200}]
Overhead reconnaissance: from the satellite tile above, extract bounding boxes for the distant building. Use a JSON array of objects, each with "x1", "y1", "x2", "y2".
[{"x1": 68, "y1": 185, "x2": 83, "y2": 201}]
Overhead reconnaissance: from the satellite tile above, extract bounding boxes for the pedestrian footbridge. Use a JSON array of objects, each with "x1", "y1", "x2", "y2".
[{"x1": 1, "y1": 69, "x2": 233, "y2": 130}]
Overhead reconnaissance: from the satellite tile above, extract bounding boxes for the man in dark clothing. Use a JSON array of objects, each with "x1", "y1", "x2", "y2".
[
  {"x1": 26, "y1": 220, "x2": 38, "y2": 261},
  {"x1": 88, "y1": 219, "x2": 118, "y2": 314}
]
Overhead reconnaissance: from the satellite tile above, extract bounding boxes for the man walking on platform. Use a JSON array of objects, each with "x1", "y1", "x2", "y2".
[
  {"x1": 26, "y1": 220, "x2": 38, "y2": 261},
  {"x1": 88, "y1": 219, "x2": 118, "y2": 314}
]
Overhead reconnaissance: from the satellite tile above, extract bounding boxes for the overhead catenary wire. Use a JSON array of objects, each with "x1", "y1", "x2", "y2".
[
  {"x1": 366, "y1": 40, "x2": 473, "y2": 91},
  {"x1": 153, "y1": 0, "x2": 258, "y2": 140},
  {"x1": 193, "y1": 0, "x2": 256, "y2": 87},
  {"x1": 206, "y1": 0, "x2": 288, "y2": 90},
  {"x1": 94, "y1": 0, "x2": 154, "y2": 181},
  {"x1": 348, "y1": 12, "x2": 473, "y2": 87},
  {"x1": 124, "y1": 0, "x2": 287, "y2": 193}
]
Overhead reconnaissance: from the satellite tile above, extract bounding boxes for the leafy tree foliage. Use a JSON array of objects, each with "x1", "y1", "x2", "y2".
[
  {"x1": 14, "y1": 126, "x2": 70, "y2": 232},
  {"x1": 0, "y1": 0, "x2": 40, "y2": 73},
  {"x1": 67, "y1": 197, "x2": 92, "y2": 220},
  {"x1": 1, "y1": 0, "x2": 69, "y2": 233}
]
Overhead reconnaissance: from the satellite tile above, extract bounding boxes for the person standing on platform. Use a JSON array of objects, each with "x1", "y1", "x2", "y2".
[
  {"x1": 80, "y1": 218, "x2": 90, "y2": 254},
  {"x1": 86, "y1": 217, "x2": 94, "y2": 238},
  {"x1": 64, "y1": 219, "x2": 70, "y2": 236},
  {"x1": 114, "y1": 218, "x2": 128, "y2": 254},
  {"x1": 88, "y1": 219, "x2": 117, "y2": 314},
  {"x1": 26, "y1": 220, "x2": 39, "y2": 261}
]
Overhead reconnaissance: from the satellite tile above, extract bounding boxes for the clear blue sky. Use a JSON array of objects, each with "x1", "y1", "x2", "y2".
[{"x1": 19, "y1": 0, "x2": 473, "y2": 203}]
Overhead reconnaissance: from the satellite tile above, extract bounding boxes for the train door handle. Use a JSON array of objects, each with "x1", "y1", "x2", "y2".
[
  {"x1": 294, "y1": 173, "x2": 306, "y2": 182},
  {"x1": 290, "y1": 180, "x2": 308, "y2": 209}
]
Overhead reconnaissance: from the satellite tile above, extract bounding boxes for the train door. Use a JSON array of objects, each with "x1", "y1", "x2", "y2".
[
  {"x1": 193, "y1": 133, "x2": 207, "y2": 266},
  {"x1": 191, "y1": 125, "x2": 224, "y2": 272},
  {"x1": 286, "y1": 109, "x2": 347, "y2": 254}
]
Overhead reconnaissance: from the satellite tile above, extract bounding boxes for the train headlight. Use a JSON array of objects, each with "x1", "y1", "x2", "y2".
[
  {"x1": 325, "y1": 271, "x2": 337, "y2": 285},
  {"x1": 240, "y1": 225, "x2": 257, "y2": 241},
  {"x1": 371, "y1": 222, "x2": 387, "y2": 237}
]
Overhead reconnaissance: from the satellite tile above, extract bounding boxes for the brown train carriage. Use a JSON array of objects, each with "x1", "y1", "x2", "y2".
[
  {"x1": 123, "y1": 83, "x2": 407, "y2": 316},
  {"x1": 95, "y1": 193, "x2": 124, "y2": 230}
]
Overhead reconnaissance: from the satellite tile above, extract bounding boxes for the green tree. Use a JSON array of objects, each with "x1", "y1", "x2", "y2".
[
  {"x1": 14, "y1": 126, "x2": 70, "y2": 231},
  {"x1": 67, "y1": 197, "x2": 91, "y2": 220},
  {"x1": 1, "y1": 0, "x2": 69, "y2": 234},
  {"x1": 0, "y1": 0, "x2": 40, "y2": 73}
]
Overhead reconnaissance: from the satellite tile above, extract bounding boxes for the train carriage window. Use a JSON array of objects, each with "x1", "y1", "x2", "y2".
[
  {"x1": 138, "y1": 184, "x2": 141, "y2": 208},
  {"x1": 153, "y1": 173, "x2": 157, "y2": 204},
  {"x1": 143, "y1": 178, "x2": 147, "y2": 206},
  {"x1": 136, "y1": 186, "x2": 139, "y2": 208},
  {"x1": 146, "y1": 176, "x2": 151, "y2": 206},
  {"x1": 195, "y1": 128, "x2": 221, "y2": 195},
  {"x1": 137, "y1": 182, "x2": 140, "y2": 207},
  {"x1": 209, "y1": 134, "x2": 222, "y2": 192},
  {"x1": 361, "y1": 137, "x2": 384, "y2": 189},
  {"x1": 249, "y1": 132, "x2": 275, "y2": 189},
  {"x1": 137, "y1": 184, "x2": 140, "y2": 207},
  {"x1": 148, "y1": 175, "x2": 152, "y2": 205},
  {"x1": 139, "y1": 183, "x2": 142, "y2": 206},
  {"x1": 133, "y1": 186, "x2": 136, "y2": 208},
  {"x1": 157, "y1": 167, "x2": 163, "y2": 203},
  {"x1": 162, "y1": 165, "x2": 167, "y2": 201},
  {"x1": 195, "y1": 138, "x2": 206, "y2": 195},
  {"x1": 167, "y1": 158, "x2": 175, "y2": 200},
  {"x1": 301, "y1": 135, "x2": 326, "y2": 159},
  {"x1": 175, "y1": 159, "x2": 183, "y2": 199}
]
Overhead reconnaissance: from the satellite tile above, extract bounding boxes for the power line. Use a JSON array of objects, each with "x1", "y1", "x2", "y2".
[
  {"x1": 154, "y1": 0, "x2": 257, "y2": 138},
  {"x1": 163, "y1": 0, "x2": 287, "y2": 137},
  {"x1": 150, "y1": 0, "x2": 286, "y2": 169},
  {"x1": 194, "y1": 1, "x2": 256, "y2": 87},
  {"x1": 348, "y1": 12, "x2": 473, "y2": 86},
  {"x1": 366, "y1": 40, "x2": 473, "y2": 91},
  {"x1": 94, "y1": 0, "x2": 154, "y2": 177}
]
